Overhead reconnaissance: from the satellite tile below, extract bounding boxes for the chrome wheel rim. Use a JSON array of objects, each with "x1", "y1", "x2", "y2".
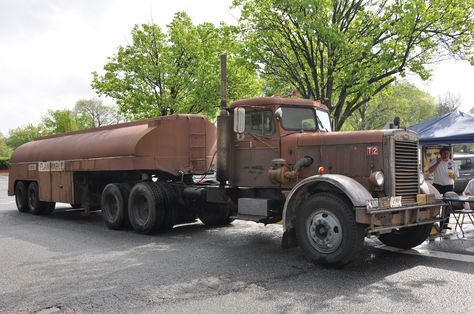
[{"x1": 306, "y1": 209, "x2": 343, "y2": 254}]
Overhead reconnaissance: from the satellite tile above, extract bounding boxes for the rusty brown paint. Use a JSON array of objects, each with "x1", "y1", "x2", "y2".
[{"x1": 8, "y1": 115, "x2": 217, "y2": 200}]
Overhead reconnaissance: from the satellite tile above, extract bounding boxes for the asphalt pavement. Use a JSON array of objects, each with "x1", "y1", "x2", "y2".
[{"x1": 1, "y1": 174, "x2": 474, "y2": 314}]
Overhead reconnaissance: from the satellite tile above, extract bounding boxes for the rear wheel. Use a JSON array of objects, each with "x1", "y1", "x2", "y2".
[
  {"x1": 15, "y1": 181, "x2": 29, "y2": 213},
  {"x1": 295, "y1": 193, "x2": 364, "y2": 267},
  {"x1": 378, "y1": 223, "x2": 433, "y2": 249},
  {"x1": 128, "y1": 182, "x2": 165, "y2": 234},
  {"x1": 155, "y1": 182, "x2": 177, "y2": 232},
  {"x1": 27, "y1": 182, "x2": 55, "y2": 215},
  {"x1": 101, "y1": 183, "x2": 131, "y2": 230}
]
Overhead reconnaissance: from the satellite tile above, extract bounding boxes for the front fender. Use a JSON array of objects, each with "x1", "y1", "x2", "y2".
[{"x1": 282, "y1": 174, "x2": 372, "y2": 232}]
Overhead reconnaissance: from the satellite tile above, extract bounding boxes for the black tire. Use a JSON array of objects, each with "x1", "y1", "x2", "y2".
[
  {"x1": 15, "y1": 181, "x2": 29, "y2": 213},
  {"x1": 155, "y1": 182, "x2": 177, "y2": 232},
  {"x1": 198, "y1": 203, "x2": 234, "y2": 227},
  {"x1": 70, "y1": 203, "x2": 81, "y2": 209},
  {"x1": 101, "y1": 183, "x2": 130, "y2": 230},
  {"x1": 27, "y1": 182, "x2": 55, "y2": 215},
  {"x1": 295, "y1": 193, "x2": 364, "y2": 267},
  {"x1": 378, "y1": 223, "x2": 433, "y2": 249},
  {"x1": 128, "y1": 182, "x2": 165, "y2": 234}
]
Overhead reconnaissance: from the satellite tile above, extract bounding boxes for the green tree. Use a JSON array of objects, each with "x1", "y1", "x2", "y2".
[
  {"x1": 0, "y1": 132, "x2": 12, "y2": 157},
  {"x1": 6, "y1": 124, "x2": 45, "y2": 150},
  {"x1": 343, "y1": 82, "x2": 437, "y2": 130},
  {"x1": 236, "y1": 0, "x2": 474, "y2": 130},
  {"x1": 74, "y1": 99, "x2": 121, "y2": 128},
  {"x1": 471, "y1": 107, "x2": 474, "y2": 114},
  {"x1": 41, "y1": 109, "x2": 85, "y2": 134},
  {"x1": 92, "y1": 12, "x2": 262, "y2": 120}
]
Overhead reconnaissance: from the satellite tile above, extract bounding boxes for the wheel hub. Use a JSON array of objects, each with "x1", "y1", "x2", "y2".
[{"x1": 307, "y1": 210, "x2": 343, "y2": 253}]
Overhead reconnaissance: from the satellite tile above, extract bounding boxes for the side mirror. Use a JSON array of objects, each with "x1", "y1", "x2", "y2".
[
  {"x1": 275, "y1": 107, "x2": 282, "y2": 120},
  {"x1": 233, "y1": 107, "x2": 245, "y2": 133}
]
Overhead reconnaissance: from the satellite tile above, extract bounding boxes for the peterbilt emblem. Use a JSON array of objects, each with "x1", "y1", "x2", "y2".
[{"x1": 367, "y1": 146, "x2": 379, "y2": 156}]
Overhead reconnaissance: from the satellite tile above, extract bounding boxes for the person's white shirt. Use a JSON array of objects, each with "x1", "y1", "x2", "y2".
[
  {"x1": 463, "y1": 179, "x2": 474, "y2": 210},
  {"x1": 429, "y1": 158, "x2": 459, "y2": 185}
]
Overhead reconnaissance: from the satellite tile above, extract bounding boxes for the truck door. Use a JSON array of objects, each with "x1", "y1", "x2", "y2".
[{"x1": 230, "y1": 109, "x2": 280, "y2": 187}]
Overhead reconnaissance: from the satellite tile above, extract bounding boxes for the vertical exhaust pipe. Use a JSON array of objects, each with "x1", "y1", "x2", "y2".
[{"x1": 216, "y1": 54, "x2": 231, "y2": 186}]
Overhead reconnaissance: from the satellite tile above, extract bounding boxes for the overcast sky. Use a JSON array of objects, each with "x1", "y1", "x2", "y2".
[{"x1": 1, "y1": 0, "x2": 473, "y2": 136}]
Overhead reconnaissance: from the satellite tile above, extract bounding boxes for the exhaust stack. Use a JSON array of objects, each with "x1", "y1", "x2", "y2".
[{"x1": 216, "y1": 54, "x2": 231, "y2": 186}]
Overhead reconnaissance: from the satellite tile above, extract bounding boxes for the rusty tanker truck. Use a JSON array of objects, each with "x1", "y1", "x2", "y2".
[{"x1": 8, "y1": 59, "x2": 443, "y2": 267}]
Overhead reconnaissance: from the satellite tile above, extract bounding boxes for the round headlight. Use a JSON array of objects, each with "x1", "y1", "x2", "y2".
[{"x1": 369, "y1": 171, "x2": 384, "y2": 187}]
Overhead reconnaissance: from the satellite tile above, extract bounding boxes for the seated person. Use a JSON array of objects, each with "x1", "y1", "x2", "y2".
[{"x1": 463, "y1": 178, "x2": 474, "y2": 210}]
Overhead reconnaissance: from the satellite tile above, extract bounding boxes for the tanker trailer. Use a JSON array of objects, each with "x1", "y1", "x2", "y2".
[{"x1": 8, "y1": 115, "x2": 217, "y2": 232}]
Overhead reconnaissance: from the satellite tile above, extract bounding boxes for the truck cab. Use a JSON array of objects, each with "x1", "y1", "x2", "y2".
[
  {"x1": 221, "y1": 97, "x2": 442, "y2": 266},
  {"x1": 229, "y1": 97, "x2": 331, "y2": 187}
]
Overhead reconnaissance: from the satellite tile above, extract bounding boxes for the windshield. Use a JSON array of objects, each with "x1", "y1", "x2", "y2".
[{"x1": 279, "y1": 106, "x2": 331, "y2": 132}]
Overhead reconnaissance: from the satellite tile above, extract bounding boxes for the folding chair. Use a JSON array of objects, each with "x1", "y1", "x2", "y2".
[{"x1": 452, "y1": 207, "x2": 474, "y2": 237}]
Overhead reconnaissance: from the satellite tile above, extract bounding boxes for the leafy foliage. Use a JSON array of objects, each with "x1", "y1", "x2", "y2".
[
  {"x1": 343, "y1": 82, "x2": 437, "y2": 130},
  {"x1": 6, "y1": 124, "x2": 45, "y2": 150},
  {"x1": 0, "y1": 133, "x2": 12, "y2": 157},
  {"x1": 74, "y1": 99, "x2": 121, "y2": 128},
  {"x1": 6, "y1": 99, "x2": 121, "y2": 150},
  {"x1": 0, "y1": 157, "x2": 9, "y2": 170},
  {"x1": 236, "y1": 0, "x2": 474, "y2": 130},
  {"x1": 92, "y1": 12, "x2": 262, "y2": 120},
  {"x1": 41, "y1": 109, "x2": 86, "y2": 134}
]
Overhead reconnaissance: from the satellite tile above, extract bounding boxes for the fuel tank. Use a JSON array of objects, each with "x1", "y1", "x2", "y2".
[{"x1": 10, "y1": 115, "x2": 217, "y2": 176}]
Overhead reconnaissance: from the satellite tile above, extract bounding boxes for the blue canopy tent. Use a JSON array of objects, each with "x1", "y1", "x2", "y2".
[{"x1": 409, "y1": 111, "x2": 474, "y2": 145}]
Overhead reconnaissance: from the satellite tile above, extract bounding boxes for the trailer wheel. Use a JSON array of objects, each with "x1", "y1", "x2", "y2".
[
  {"x1": 128, "y1": 182, "x2": 165, "y2": 234},
  {"x1": 295, "y1": 193, "x2": 364, "y2": 267},
  {"x1": 378, "y1": 223, "x2": 433, "y2": 249},
  {"x1": 15, "y1": 181, "x2": 29, "y2": 213},
  {"x1": 27, "y1": 182, "x2": 55, "y2": 215},
  {"x1": 198, "y1": 203, "x2": 233, "y2": 227},
  {"x1": 101, "y1": 183, "x2": 130, "y2": 230}
]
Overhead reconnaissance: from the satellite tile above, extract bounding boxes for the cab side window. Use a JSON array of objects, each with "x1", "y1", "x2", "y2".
[{"x1": 245, "y1": 110, "x2": 275, "y2": 136}]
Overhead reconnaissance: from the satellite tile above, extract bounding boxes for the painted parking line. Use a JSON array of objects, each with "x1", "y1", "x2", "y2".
[{"x1": 376, "y1": 244, "x2": 474, "y2": 264}]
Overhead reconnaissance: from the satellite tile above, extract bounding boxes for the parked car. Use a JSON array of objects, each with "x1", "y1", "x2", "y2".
[{"x1": 454, "y1": 154, "x2": 474, "y2": 193}]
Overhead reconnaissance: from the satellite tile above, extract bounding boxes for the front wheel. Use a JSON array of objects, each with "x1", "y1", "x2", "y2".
[
  {"x1": 378, "y1": 223, "x2": 433, "y2": 249},
  {"x1": 295, "y1": 193, "x2": 364, "y2": 267}
]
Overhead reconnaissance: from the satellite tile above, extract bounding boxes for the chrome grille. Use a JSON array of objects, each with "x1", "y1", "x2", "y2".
[{"x1": 394, "y1": 140, "x2": 419, "y2": 204}]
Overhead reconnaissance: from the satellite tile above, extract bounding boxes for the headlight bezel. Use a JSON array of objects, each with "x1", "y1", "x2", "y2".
[{"x1": 369, "y1": 170, "x2": 385, "y2": 187}]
